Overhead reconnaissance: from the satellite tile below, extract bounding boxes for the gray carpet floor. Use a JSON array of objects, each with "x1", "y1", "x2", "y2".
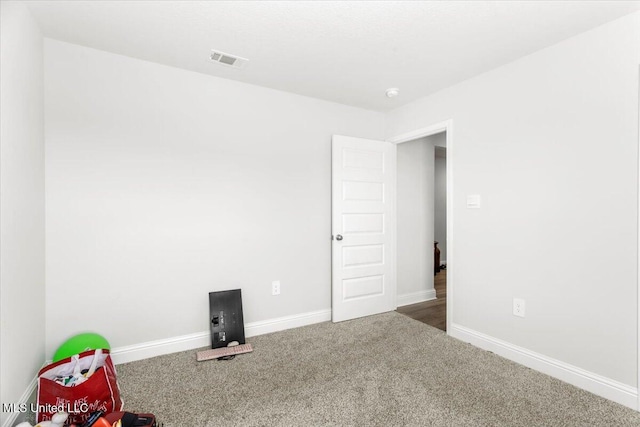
[{"x1": 116, "y1": 312, "x2": 640, "y2": 426}]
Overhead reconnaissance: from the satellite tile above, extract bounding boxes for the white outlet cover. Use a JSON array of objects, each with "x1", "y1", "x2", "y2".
[
  {"x1": 272, "y1": 280, "x2": 281, "y2": 295},
  {"x1": 513, "y1": 298, "x2": 525, "y2": 317}
]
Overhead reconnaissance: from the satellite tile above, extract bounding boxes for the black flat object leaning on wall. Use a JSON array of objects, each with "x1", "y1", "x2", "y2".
[{"x1": 209, "y1": 289, "x2": 246, "y2": 349}]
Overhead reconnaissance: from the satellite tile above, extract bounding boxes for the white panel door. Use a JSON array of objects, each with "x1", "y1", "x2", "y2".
[{"x1": 332, "y1": 135, "x2": 396, "y2": 322}]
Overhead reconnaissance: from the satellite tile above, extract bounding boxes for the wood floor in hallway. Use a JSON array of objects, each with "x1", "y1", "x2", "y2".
[{"x1": 396, "y1": 268, "x2": 447, "y2": 331}]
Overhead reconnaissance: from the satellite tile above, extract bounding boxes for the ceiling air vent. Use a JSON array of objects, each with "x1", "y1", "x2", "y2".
[{"x1": 210, "y1": 50, "x2": 248, "y2": 69}]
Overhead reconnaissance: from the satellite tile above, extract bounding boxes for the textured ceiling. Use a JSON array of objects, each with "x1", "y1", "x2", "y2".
[{"x1": 26, "y1": 1, "x2": 640, "y2": 111}]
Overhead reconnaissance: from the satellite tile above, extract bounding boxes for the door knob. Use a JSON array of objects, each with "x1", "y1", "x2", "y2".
[{"x1": 336, "y1": 234, "x2": 343, "y2": 241}]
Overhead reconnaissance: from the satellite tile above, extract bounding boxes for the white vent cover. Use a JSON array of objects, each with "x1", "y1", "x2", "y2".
[{"x1": 210, "y1": 50, "x2": 248, "y2": 69}]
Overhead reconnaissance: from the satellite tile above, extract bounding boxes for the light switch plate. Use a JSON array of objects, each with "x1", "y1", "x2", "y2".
[{"x1": 467, "y1": 194, "x2": 482, "y2": 209}]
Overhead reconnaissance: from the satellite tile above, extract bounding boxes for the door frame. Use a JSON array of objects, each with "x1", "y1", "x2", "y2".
[
  {"x1": 387, "y1": 119, "x2": 454, "y2": 334},
  {"x1": 637, "y1": 69, "x2": 640, "y2": 412}
]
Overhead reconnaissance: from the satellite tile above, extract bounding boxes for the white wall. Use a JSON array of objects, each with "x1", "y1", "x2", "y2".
[
  {"x1": 386, "y1": 12, "x2": 640, "y2": 388},
  {"x1": 397, "y1": 137, "x2": 435, "y2": 300},
  {"x1": 0, "y1": 2, "x2": 45, "y2": 425},
  {"x1": 44, "y1": 39, "x2": 385, "y2": 356},
  {"x1": 434, "y1": 152, "x2": 446, "y2": 263}
]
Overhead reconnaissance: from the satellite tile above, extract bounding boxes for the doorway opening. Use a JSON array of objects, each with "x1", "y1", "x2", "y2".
[
  {"x1": 395, "y1": 132, "x2": 447, "y2": 331},
  {"x1": 388, "y1": 120, "x2": 453, "y2": 333}
]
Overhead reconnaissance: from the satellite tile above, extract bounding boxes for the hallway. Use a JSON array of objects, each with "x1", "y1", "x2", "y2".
[{"x1": 397, "y1": 269, "x2": 446, "y2": 331}]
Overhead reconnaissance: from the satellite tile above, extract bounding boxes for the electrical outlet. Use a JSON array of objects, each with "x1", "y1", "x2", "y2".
[
  {"x1": 272, "y1": 280, "x2": 281, "y2": 296},
  {"x1": 513, "y1": 298, "x2": 525, "y2": 317}
]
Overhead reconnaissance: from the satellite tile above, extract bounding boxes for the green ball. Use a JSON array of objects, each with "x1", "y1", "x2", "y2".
[{"x1": 52, "y1": 333, "x2": 111, "y2": 362}]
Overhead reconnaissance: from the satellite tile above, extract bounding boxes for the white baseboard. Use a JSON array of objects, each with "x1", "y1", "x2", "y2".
[
  {"x1": 110, "y1": 330, "x2": 210, "y2": 365},
  {"x1": 449, "y1": 323, "x2": 638, "y2": 410},
  {"x1": 396, "y1": 289, "x2": 437, "y2": 307},
  {"x1": 111, "y1": 309, "x2": 332, "y2": 365},
  {"x1": 244, "y1": 308, "x2": 332, "y2": 337},
  {"x1": 1, "y1": 375, "x2": 37, "y2": 427}
]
